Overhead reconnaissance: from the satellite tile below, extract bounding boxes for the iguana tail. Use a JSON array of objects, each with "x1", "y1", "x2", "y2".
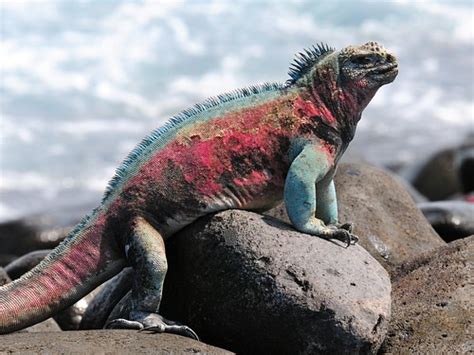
[{"x1": 0, "y1": 210, "x2": 126, "y2": 333}]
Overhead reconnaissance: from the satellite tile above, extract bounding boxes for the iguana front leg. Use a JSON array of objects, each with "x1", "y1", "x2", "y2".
[
  {"x1": 105, "y1": 216, "x2": 198, "y2": 339},
  {"x1": 284, "y1": 144, "x2": 358, "y2": 247}
]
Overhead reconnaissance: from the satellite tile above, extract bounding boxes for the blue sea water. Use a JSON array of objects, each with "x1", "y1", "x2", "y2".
[{"x1": 0, "y1": 0, "x2": 473, "y2": 220}]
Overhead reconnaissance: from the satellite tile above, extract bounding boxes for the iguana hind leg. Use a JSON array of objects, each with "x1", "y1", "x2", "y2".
[{"x1": 105, "y1": 216, "x2": 198, "y2": 340}]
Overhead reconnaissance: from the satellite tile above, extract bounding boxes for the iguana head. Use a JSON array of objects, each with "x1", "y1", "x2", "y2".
[
  {"x1": 337, "y1": 41, "x2": 398, "y2": 89},
  {"x1": 287, "y1": 42, "x2": 398, "y2": 89},
  {"x1": 288, "y1": 42, "x2": 398, "y2": 138}
]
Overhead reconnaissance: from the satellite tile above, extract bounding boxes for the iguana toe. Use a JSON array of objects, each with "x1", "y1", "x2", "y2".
[
  {"x1": 105, "y1": 318, "x2": 144, "y2": 330},
  {"x1": 141, "y1": 324, "x2": 199, "y2": 340},
  {"x1": 106, "y1": 312, "x2": 199, "y2": 340},
  {"x1": 324, "y1": 226, "x2": 359, "y2": 247}
]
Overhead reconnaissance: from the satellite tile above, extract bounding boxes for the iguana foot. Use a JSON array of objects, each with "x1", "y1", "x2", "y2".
[
  {"x1": 325, "y1": 223, "x2": 359, "y2": 247},
  {"x1": 106, "y1": 312, "x2": 199, "y2": 340}
]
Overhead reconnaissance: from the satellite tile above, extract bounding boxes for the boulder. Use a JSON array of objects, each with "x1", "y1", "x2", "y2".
[
  {"x1": 402, "y1": 136, "x2": 474, "y2": 200},
  {"x1": 161, "y1": 210, "x2": 391, "y2": 354},
  {"x1": 381, "y1": 236, "x2": 473, "y2": 353},
  {"x1": 266, "y1": 163, "x2": 445, "y2": 272},
  {"x1": 0, "y1": 330, "x2": 232, "y2": 354},
  {"x1": 419, "y1": 201, "x2": 474, "y2": 242}
]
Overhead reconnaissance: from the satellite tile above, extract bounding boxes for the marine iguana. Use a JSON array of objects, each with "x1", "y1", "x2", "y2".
[{"x1": 0, "y1": 42, "x2": 398, "y2": 337}]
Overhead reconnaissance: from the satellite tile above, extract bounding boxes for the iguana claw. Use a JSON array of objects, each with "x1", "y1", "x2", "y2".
[
  {"x1": 325, "y1": 224, "x2": 359, "y2": 247},
  {"x1": 140, "y1": 324, "x2": 199, "y2": 341},
  {"x1": 106, "y1": 312, "x2": 199, "y2": 341}
]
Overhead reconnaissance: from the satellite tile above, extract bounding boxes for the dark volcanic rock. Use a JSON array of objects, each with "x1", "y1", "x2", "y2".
[
  {"x1": 0, "y1": 330, "x2": 232, "y2": 354},
  {"x1": 407, "y1": 147, "x2": 462, "y2": 200},
  {"x1": 381, "y1": 236, "x2": 473, "y2": 354},
  {"x1": 161, "y1": 210, "x2": 391, "y2": 354},
  {"x1": 266, "y1": 163, "x2": 445, "y2": 272},
  {"x1": 419, "y1": 201, "x2": 474, "y2": 242},
  {"x1": 403, "y1": 137, "x2": 474, "y2": 200}
]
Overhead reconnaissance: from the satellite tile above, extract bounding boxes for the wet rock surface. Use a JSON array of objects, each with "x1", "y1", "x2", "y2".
[
  {"x1": 161, "y1": 210, "x2": 391, "y2": 354},
  {"x1": 0, "y1": 330, "x2": 233, "y2": 354},
  {"x1": 266, "y1": 163, "x2": 446, "y2": 272},
  {"x1": 419, "y1": 201, "x2": 474, "y2": 242},
  {"x1": 381, "y1": 236, "x2": 473, "y2": 353}
]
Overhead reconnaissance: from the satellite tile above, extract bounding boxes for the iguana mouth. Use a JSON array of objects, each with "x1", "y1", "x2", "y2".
[{"x1": 371, "y1": 63, "x2": 398, "y2": 75}]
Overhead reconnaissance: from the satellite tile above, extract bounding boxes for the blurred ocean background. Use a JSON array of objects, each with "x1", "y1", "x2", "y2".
[{"x1": 0, "y1": 0, "x2": 473, "y2": 221}]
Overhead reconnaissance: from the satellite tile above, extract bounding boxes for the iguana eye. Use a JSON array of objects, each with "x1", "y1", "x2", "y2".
[{"x1": 351, "y1": 55, "x2": 376, "y2": 66}]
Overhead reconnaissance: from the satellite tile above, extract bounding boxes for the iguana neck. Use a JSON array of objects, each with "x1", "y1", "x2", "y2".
[{"x1": 298, "y1": 66, "x2": 377, "y2": 144}]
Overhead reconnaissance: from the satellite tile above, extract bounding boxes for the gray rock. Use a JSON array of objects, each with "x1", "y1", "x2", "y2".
[
  {"x1": 406, "y1": 147, "x2": 461, "y2": 200},
  {"x1": 0, "y1": 330, "x2": 232, "y2": 354},
  {"x1": 403, "y1": 136, "x2": 474, "y2": 200},
  {"x1": 419, "y1": 201, "x2": 474, "y2": 242},
  {"x1": 381, "y1": 236, "x2": 473, "y2": 353},
  {"x1": 161, "y1": 210, "x2": 391, "y2": 354},
  {"x1": 266, "y1": 163, "x2": 446, "y2": 272}
]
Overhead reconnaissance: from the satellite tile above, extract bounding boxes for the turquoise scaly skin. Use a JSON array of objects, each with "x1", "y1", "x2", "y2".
[{"x1": 0, "y1": 42, "x2": 398, "y2": 337}]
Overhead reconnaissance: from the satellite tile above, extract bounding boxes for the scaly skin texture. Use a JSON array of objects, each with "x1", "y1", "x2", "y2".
[{"x1": 0, "y1": 42, "x2": 398, "y2": 336}]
